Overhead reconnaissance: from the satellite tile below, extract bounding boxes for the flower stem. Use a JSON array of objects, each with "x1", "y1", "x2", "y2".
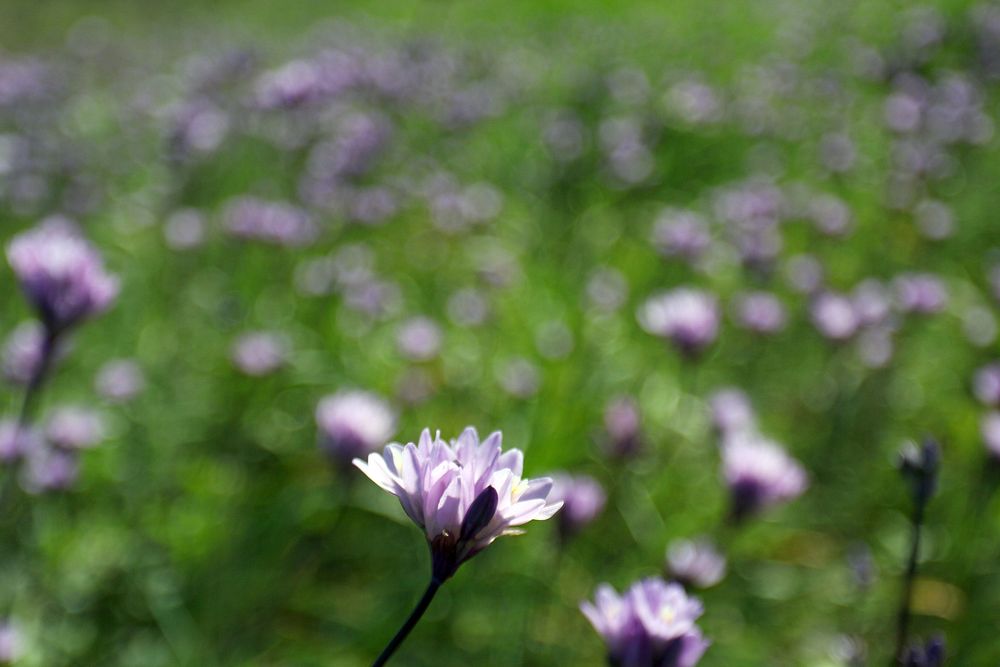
[
  {"x1": 17, "y1": 329, "x2": 59, "y2": 430},
  {"x1": 893, "y1": 490, "x2": 926, "y2": 664},
  {"x1": 372, "y1": 578, "x2": 442, "y2": 667}
]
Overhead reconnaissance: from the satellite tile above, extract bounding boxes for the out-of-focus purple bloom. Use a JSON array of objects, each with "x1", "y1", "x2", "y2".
[
  {"x1": 885, "y1": 92, "x2": 923, "y2": 133},
  {"x1": 894, "y1": 273, "x2": 948, "y2": 314},
  {"x1": 6, "y1": 221, "x2": 119, "y2": 333},
  {"x1": 447, "y1": 288, "x2": 489, "y2": 327},
  {"x1": 23, "y1": 445, "x2": 78, "y2": 493},
  {"x1": 396, "y1": 367, "x2": 436, "y2": 406},
  {"x1": 548, "y1": 473, "x2": 606, "y2": 539},
  {"x1": 354, "y1": 427, "x2": 562, "y2": 581},
  {"x1": 581, "y1": 578, "x2": 709, "y2": 667},
  {"x1": 497, "y1": 357, "x2": 540, "y2": 399},
  {"x1": 819, "y1": 133, "x2": 856, "y2": 174},
  {"x1": 973, "y1": 364, "x2": 1000, "y2": 406},
  {"x1": 600, "y1": 116, "x2": 654, "y2": 185},
  {"x1": 667, "y1": 538, "x2": 727, "y2": 589},
  {"x1": 851, "y1": 280, "x2": 892, "y2": 327},
  {"x1": 164, "y1": 209, "x2": 206, "y2": 250},
  {"x1": 856, "y1": 327, "x2": 895, "y2": 369},
  {"x1": 603, "y1": 396, "x2": 643, "y2": 459},
  {"x1": 587, "y1": 268, "x2": 628, "y2": 313},
  {"x1": 963, "y1": 306, "x2": 997, "y2": 347},
  {"x1": 784, "y1": 254, "x2": 824, "y2": 295},
  {"x1": 396, "y1": 316, "x2": 443, "y2": 362},
  {"x1": 722, "y1": 433, "x2": 808, "y2": 522},
  {"x1": 639, "y1": 288, "x2": 720, "y2": 356},
  {"x1": 902, "y1": 636, "x2": 945, "y2": 667},
  {"x1": 732, "y1": 291, "x2": 786, "y2": 334},
  {"x1": 2, "y1": 321, "x2": 47, "y2": 385},
  {"x1": 0, "y1": 420, "x2": 37, "y2": 463},
  {"x1": 348, "y1": 186, "x2": 398, "y2": 225},
  {"x1": 254, "y1": 60, "x2": 324, "y2": 109},
  {"x1": 223, "y1": 197, "x2": 318, "y2": 247},
  {"x1": 95, "y1": 358, "x2": 145, "y2": 403},
  {"x1": 808, "y1": 194, "x2": 853, "y2": 237},
  {"x1": 0, "y1": 621, "x2": 22, "y2": 664},
  {"x1": 912, "y1": 200, "x2": 955, "y2": 240},
  {"x1": 45, "y1": 406, "x2": 103, "y2": 450},
  {"x1": 316, "y1": 390, "x2": 396, "y2": 467},
  {"x1": 651, "y1": 209, "x2": 712, "y2": 262},
  {"x1": 536, "y1": 320, "x2": 574, "y2": 360},
  {"x1": 167, "y1": 100, "x2": 229, "y2": 157},
  {"x1": 664, "y1": 78, "x2": 723, "y2": 125},
  {"x1": 708, "y1": 388, "x2": 756, "y2": 436},
  {"x1": 543, "y1": 111, "x2": 586, "y2": 162},
  {"x1": 231, "y1": 331, "x2": 289, "y2": 376},
  {"x1": 811, "y1": 292, "x2": 860, "y2": 341},
  {"x1": 981, "y1": 412, "x2": 1000, "y2": 460}
]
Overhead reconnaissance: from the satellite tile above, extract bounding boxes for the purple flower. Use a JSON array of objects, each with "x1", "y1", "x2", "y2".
[
  {"x1": 231, "y1": 331, "x2": 289, "y2": 376},
  {"x1": 650, "y1": 209, "x2": 712, "y2": 262},
  {"x1": 0, "y1": 621, "x2": 23, "y2": 664},
  {"x1": 94, "y1": 358, "x2": 145, "y2": 403},
  {"x1": 894, "y1": 273, "x2": 948, "y2": 314},
  {"x1": 45, "y1": 406, "x2": 103, "y2": 450},
  {"x1": 354, "y1": 428, "x2": 562, "y2": 581},
  {"x1": 223, "y1": 197, "x2": 317, "y2": 247},
  {"x1": 548, "y1": 473, "x2": 606, "y2": 539},
  {"x1": 903, "y1": 636, "x2": 945, "y2": 667},
  {"x1": 603, "y1": 396, "x2": 643, "y2": 459},
  {"x1": 639, "y1": 289, "x2": 720, "y2": 356},
  {"x1": 396, "y1": 316, "x2": 443, "y2": 362},
  {"x1": 784, "y1": 254, "x2": 824, "y2": 295},
  {"x1": 810, "y1": 292, "x2": 860, "y2": 341},
  {"x1": 973, "y1": 364, "x2": 1000, "y2": 406},
  {"x1": 2, "y1": 321, "x2": 48, "y2": 385},
  {"x1": 497, "y1": 357, "x2": 540, "y2": 399},
  {"x1": 23, "y1": 445, "x2": 78, "y2": 493},
  {"x1": 708, "y1": 388, "x2": 755, "y2": 437},
  {"x1": 581, "y1": 578, "x2": 709, "y2": 667},
  {"x1": 666, "y1": 538, "x2": 727, "y2": 589},
  {"x1": 0, "y1": 420, "x2": 37, "y2": 463},
  {"x1": 981, "y1": 412, "x2": 1000, "y2": 460},
  {"x1": 6, "y1": 220, "x2": 119, "y2": 333},
  {"x1": 722, "y1": 433, "x2": 808, "y2": 521},
  {"x1": 163, "y1": 209, "x2": 206, "y2": 250},
  {"x1": 851, "y1": 280, "x2": 892, "y2": 327},
  {"x1": 315, "y1": 390, "x2": 396, "y2": 467},
  {"x1": 732, "y1": 291, "x2": 786, "y2": 334}
]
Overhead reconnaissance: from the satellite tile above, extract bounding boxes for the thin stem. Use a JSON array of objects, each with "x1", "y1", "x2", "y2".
[
  {"x1": 372, "y1": 578, "x2": 441, "y2": 667},
  {"x1": 893, "y1": 495, "x2": 926, "y2": 664},
  {"x1": 16, "y1": 329, "x2": 59, "y2": 430}
]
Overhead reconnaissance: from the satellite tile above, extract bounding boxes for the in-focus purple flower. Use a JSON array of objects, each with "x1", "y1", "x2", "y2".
[
  {"x1": 732, "y1": 291, "x2": 786, "y2": 334},
  {"x1": 603, "y1": 396, "x2": 643, "y2": 459},
  {"x1": 396, "y1": 316, "x2": 443, "y2": 362},
  {"x1": 894, "y1": 273, "x2": 948, "y2": 315},
  {"x1": 0, "y1": 420, "x2": 38, "y2": 463},
  {"x1": 231, "y1": 331, "x2": 289, "y2": 376},
  {"x1": 981, "y1": 412, "x2": 1000, "y2": 460},
  {"x1": 708, "y1": 388, "x2": 756, "y2": 437},
  {"x1": 666, "y1": 538, "x2": 727, "y2": 589},
  {"x1": 315, "y1": 390, "x2": 396, "y2": 467},
  {"x1": 722, "y1": 433, "x2": 808, "y2": 522},
  {"x1": 6, "y1": 220, "x2": 119, "y2": 333},
  {"x1": 810, "y1": 292, "x2": 860, "y2": 341},
  {"x1": 95, "y1": 358, "x2": 145, "y2": 403},
  {"x1": 548, "y1": 473, "x2": 606, "y2": 540},
  {"x1": 354, "y1": 427, "x2": 562, "y2": 581},
  {"x1": 581, "y1": 578, "x2": 709, "y2": 667},
  {"x1": 639, "y1": 288, "x2": 720, "y2": 357},
  {"x1": 45, "y1": 406, "x2": 103, "y2": 450}
]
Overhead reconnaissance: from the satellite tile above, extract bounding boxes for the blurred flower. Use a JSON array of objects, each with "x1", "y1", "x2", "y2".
[
  {"x1": 231, "y1": 331, "x2": 289, "y2": 376},
  {"x1": 497, "y1": 357, "x2": 540, "y2": 399},
  {"x1": 651, "y1": 209, "x2": 712, "y2": 262},
  {"x1": 902, "y1": 636, "x2": 945, "y2": 667},
  {"x1": 396, "y1": 316, "x2": 443, "y2": 361},
  {"x1": 223, "y1": 197, "x2": 318, "y2": 247},
  {"x1": 639, "y1": 288, "x2": 720, "y2": 356},
  {"x1": 316, "y1": 390, "x2": 396, "y2": 467},
  {"x1": 587, "y1": 267, "x2": 628, "y2": 313},
  {"x1": 808, "y1": 193, "x2": 853, "y2": 236},
  {"x1": 709, "y1": 388, "x2": 756, "y2": 436},
  {"x1": 2, "y1": 321, "x2": 48, "y2": 385},
  {"x1": 732, "y1": 291, "x2": 786, "y2": 334},
  {"x1": 810, "y1": 292, "x2": 859, "y2": 341},
  {"x1": 536, "y1": 320, "x2": 574, "y2": 360},
  {"x1": 981, "y1": 412, "x2": 1000, "y2": 460},
  {"x1": 447, "y1": 288, "x2": 489, "y2": 327},
  {"x1": 95, "y1": 358, "x2": 146, "y2": 403},
  {"x1": 543, "y1": 110, "x2": 586, "y2": 161},
  {"x1": 912, "y1": 199, "x2": 955, "y2": 240},
  {"x1": 548, "y1": 473, "x2": 606, "y2": 540},
  {"x1": 602, "y1": 396, "x2": 643, "y2": 459},
  {"x1": 0, "y1": 621, "x2": 22, "y2": 664},
  {"x1": 581, "y1": 578, "x2": 709, "y2": 667},
  {"x1": 354, "y1": 427, "x2": 562, "y2": 581},
  {"x1": 856, "y1": 327, "x2": 895, "y2": 368},
  {"x1": 898, "y1": 438, "x2": 940, "y2": 505},
  {"x1": 667, "y1": 538, "x2": 727, "y2": 588},
  {"x1": 23, "y1": 445, "x2": 78, "y2": 493},
  {"x1": 6, "y1": 220, "x2": 119, "y2": 333},
  {"x1": 0, "y1": 420, "x2": 37, "y2": 462},
  {"x1": 894, "y1": 273, "x2": 948, "y2": 314},
  {"x1": 819, "y1": 133, "x2": 856, "y2": 174},
  {"x1": 973, "y1": 363, "x2": 1000, "y2": 406},
  {"x1": 851, "y1": 280, "x2": 892, "y2": 327},
  {"x1": 784, "y1": 254, "x2": 824, "y2": 295},
  {"x1": 45, "y1": 406, "x2": 103, "y2": 450},
  {"x1": 163, "y1": 208, "x2": 206, "y2": 250},
  {"x1": 722, "y1": 433, "x2": 808, "y2": 522}
]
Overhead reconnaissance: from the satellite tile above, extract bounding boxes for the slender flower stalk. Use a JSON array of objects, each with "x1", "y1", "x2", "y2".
[{"x1": 354, "y1": 427, "x2": 562, "y2": 665}]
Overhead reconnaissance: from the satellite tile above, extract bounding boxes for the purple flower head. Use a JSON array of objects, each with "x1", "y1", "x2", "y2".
[
  {"x1": 163, "y1": 209, "x2": 206, "y2": 251},
  {"x1": 708, "y1": 388, "x2": 756, "y2": 436},
  {"x1": 447, "y1": 288, "x2": 489, "y2": 327},
  {"x1": 732, "y1": 291, "x2": 786, "y2": 334},
  {"x1": 23, "y1": 444, "x2": 78, "y2": 493},
  {"x1": 808, "y1": 194, "x2": 853, "y2": 236},
  {"x1": 315, "y1": 390, "x2": 396, "y2": 467},
  {"x1": 666, "y1": 538, "x2": 727, "y2": 589},
  {"x1": 722, "y1": 433, "x2": 808, "y2": 522},
  {"x1": 45, "y1": 406, "x2": 103, "y2": 450},
  {"x1": 851, "y1": 280, "x2": 892, "y2": 327},
  {"x1": 0, "y1": 621, "x2": 22, "y2": 664},
  {"x1": 581, "y1": 578, "x2": 709, "y2": 667},
  {"x1": 639, "y1": 289, "x2": 720, "y2": 357},
  {"x1": 548, "y1": 473, "x2": 606, "y2": 539},
  {"x1": 973, "y1": 364, "x2": 1000, "y2": 406},
  {"x1": 982, "y1": 412, "x2": 1000, "y2": 460},
  {"x1": 354, "y1": 427, "x2": 562, "y2": 581},
  {"x1": 810, "y1": 292, "x2": 859, "y2": 341},
  {"x1": 396, "y1": 316, "x2": 443, "y2": 362},
  {"x1": 0, "y1": 420, "x2": 38, "y2": 463},
  {"x1": 2, "y1": 321, "x2": 52, "y2": 385},
  {"x1": 223, "y1": 197, "x2": 317, "y2": 247},
  {"x1": 650, "y1": 209, "x2": 712, "y2": 262},
  {"x1": 231, "y1": 331, "x2": 289, "y2": 376},
  {"x1": 497, "y1": 357, "x2": 540, "y2": 399},
  {"x1": 903, "y1": 636, "x2": 945, "y2": 667},
  {"x1": 912, "y1": 200, "x2": 955, "y2": 240},
  {"x1": 784, "y1": 254, "x2": 824, "y2": 295},
  {"x1": 603, "y1": 396, "x2": 643, "y2": 459},
  {"x1": 894, "y1": 273, "x2": 948, "y2": 315},
  {"x1": 587, "y1": 268, "x2": 628, "y2": 313},
  {"x1": 95, "y1": 358, "x2": 145, "y2": 403},
  {"x1": 819, "y1": 133, "x2": 856, "y2": 174},
  {"x1": 6, "y1": 220, "x2": 119, "y2": 333}
]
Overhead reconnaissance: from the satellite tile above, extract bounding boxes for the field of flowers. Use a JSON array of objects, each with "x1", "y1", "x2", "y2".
[{"x1": 2, "y1": 1, "x2": 1000, "y2": 665}]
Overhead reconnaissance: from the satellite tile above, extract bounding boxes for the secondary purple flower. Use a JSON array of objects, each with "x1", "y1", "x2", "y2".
[
  {"x1": 708, "y1": 388, "x2": 756, "y2": 437},
  {"x1": 396, "y1": 316, "x2": 442, "y2": 362},
  {"x1": 639, "y1": 288, "x2": 720, "y2": 356},
  {"x1": 354, "y1": 427, "x2": 562, "y2": 581},
  {"x1": 581, "y1": 578, "x2": 709, "y2": 667},
  {"x1": 666, "y1": 538, "x2": 727, "y2": 588},
  {"x1": 722, "y1": 433, "x2": 808, "y2": 522},
  {"x1": 548, "y1": 473, "x2": 606, "y2": 539},
  {"x1": 23, "y1": 444, "x2": 78, "y2": 493},
  {"x1": 315, "y1": 390, "x2": 396, "y2": 467},
  {"x1": 732, "y1": 291, "x2": 786, "y2": 334},
  {"x1": 45, "y1": 406, "x2": 103, "y2": 450},
  {"x1": 810, "y1": 292, "x2": 859, "y2": 341},
  {"x1": 650, "y1": 209, "x2": 712, "y2": 262},
  {"x1": 902, "y1": 637, "x2": 945, "y2": 667},
  {"x1": 94, "y1": 358, "x2": 145, "y2": 403},
  {"x1": 894, "y1": 274, "x2": 948, "y2": 315},
  {"x1": 231, "y1": 331, "x2": 289, "y2": 376},
  {"x1": 0, "y1": 620, "x2": 22, "y2": 664},
  {"x1": 973, "y1": 364, "x2": 1000, "y2": 406},
  {"x1": 981, "y1": 412, "x2": 1000, "y2": 460},
  {"x1": 603, "y1": 396, "x2": 643, "y2": 458},
  {"x1": 2, "y1": 321, "x2": 47, "y2": 385},
  {"x1": 0, "y1": 420, "x2": 37, "y2": 462},
  {"x1": 852, "y1": 280, "x2": 892, "y2": 327},
  {"x1": 223, "y1": 197, "x2": 317, "y2": 247},
  {"x1": 6, "y1": 220, "x2": 119, "y2": 333}
]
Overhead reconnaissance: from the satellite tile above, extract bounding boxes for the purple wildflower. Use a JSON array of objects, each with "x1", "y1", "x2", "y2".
[
  {"x1": 639, "y1": 288, "x2": 720, "y2": 356},
  {"x1": 708, "y1": 388, "x2": 756, "y2": 437},
  {"x1": 2, "y1": 321, "x2": 48, "y2": 385},
  {"x1": 603, "y1": 396, "x2": 643, "y2": 459},
  {"x1": 548, "y1": 473, "x2": 606, "y2": 539},
  {"x1": 973, "y1": 364, "x2": 1000, "y2": 406},
  {"x1": 666, "y1": 538, "x2": 727, "y2": 589},
  {"x1": 651, "y1": 209, "x2": 712, "y2": 262},
  {"x1": 45, "y1": 406, "x2": 103, "y2": 450},
  {"x1": 316, "y1": 390, "x2": 396, "y2": 467},
  {"x1": 0, "y1": 621, "x2": 22, "y2": 664},
  {"x1": 231, "y1": 331, "x2": 289, "y2": 376},
  {"x1": 732, "y1": 291, "x2": 786, "y2": 334},
  {"x1": 23, "y1": 444, "x2": 78, "y2": 493},
  {"x1": 581, "y1": 578, "x2": 709, "y2": 667},
  {"x1": 0, "y1": 420, "x2": 37, "y2": 463},
  {"x1": 981, "y1": 412, "x2": 1000, "y2": 460},
  {"x1": 894, "y1": 274, "x2": 948, "y2": 314},
  {"x1": 810, "y1": 292, "x2": 860, "y2": 341},
  {"x1": 223, "y1": 197, "x2": 318, "y2": 247},
  {"x1": 354, "y1": 427, "x2": 562, "y2": 581},
  {"x1": 6, "y1": 220, "x2": 119, "y2": 333},
  {"x1": 722, "y1": 433, "x2": 808, "y2": 522},
  {"x1": 94, "y1": 358, "x2": 145, "y2": 403},
  {"x1": 396, "y1": 316, "x2": 443, "y2": 362}
]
